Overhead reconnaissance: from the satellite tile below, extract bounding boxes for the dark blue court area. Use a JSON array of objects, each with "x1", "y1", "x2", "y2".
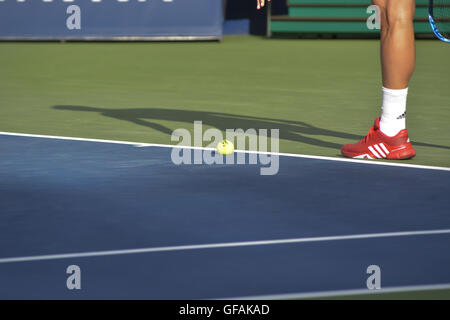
[{"x1": 0, "y1": 133, "x2": 450, "y2": 299}]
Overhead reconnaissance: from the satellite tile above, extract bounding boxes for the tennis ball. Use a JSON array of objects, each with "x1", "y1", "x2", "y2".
[{"x1": 217, "y1": 139, "x2": 234, "y2": 155}]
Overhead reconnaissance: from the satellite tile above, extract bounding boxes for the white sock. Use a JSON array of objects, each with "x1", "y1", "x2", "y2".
[{"x1": 379, "y1": 86, "x2": 408, "y2": 137}]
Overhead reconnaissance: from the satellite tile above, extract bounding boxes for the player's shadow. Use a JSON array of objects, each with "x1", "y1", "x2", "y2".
[{"x1": 53, "y1": 105, "x2": 450, "y2": 152}]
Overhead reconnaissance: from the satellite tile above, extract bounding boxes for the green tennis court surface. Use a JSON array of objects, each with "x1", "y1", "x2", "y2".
[
  {"x1": 1, "y1": 36, "x2": 449, "y2": 299},
  {"x1": 1, "y1": 36, "x2": 449, "y2": 167}
]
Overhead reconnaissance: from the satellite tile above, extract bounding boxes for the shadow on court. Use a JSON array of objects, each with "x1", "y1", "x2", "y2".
[{"x1": 53, "y1": 105, "x2": 450, "y2": 152}]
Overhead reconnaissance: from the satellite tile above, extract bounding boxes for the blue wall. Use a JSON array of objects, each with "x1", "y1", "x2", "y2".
[{"x1": 0, "y1": 0, "x2": 223, "y2": 40}]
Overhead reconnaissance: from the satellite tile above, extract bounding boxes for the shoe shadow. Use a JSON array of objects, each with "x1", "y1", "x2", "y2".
[{"x1": 52, "y1": 105, "x2": 450, "y2": 152}]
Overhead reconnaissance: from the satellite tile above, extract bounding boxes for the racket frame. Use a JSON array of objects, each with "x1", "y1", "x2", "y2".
[{"x1": 428, "y1": 0, "x2": 450, "y2": 43}]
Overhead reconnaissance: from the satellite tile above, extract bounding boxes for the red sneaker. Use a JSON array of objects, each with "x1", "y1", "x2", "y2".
[{"x1": 341, "y1": 118, "x2": 416, "y2": 160}]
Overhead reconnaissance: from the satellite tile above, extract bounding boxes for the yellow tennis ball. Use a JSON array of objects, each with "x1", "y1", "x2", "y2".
[{"x1": 217, "y1": 139, "x2": 234, "y2": 155}]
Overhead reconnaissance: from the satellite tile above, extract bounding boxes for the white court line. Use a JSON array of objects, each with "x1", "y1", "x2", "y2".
[
  {"x1": 1, "y1": 229, "x2": 450, "y2": 264},
  {"x1": 225, "y1": 283, "x2": 450, "y2": 300},
  {"x1": 0, "y1": 131, "x2": 449, "y2": 171}
]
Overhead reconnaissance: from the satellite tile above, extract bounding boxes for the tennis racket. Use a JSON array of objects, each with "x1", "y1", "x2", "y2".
[{"x1": 428, "y1": 0, "x2": 450, "y2": 42}]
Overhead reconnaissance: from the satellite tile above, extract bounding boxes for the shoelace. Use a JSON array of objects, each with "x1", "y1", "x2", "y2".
[{"x1": 361, "y1": 126, "x2": 376, "y2": 144}]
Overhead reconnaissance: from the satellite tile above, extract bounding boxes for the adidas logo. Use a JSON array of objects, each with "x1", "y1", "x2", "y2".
[
  {"x1": 353, "y1": 143, "x2": 390, "y2": 159},
  {"x1": 397, "y1": 112, "x2": 406, "y2": 120},
  {"x1": 368, "y1": 143, "x2": 390, "y2": 159}
]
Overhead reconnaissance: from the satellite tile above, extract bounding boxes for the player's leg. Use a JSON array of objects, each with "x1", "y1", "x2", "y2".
[
  {"x1": 341, "y1": 0, "x2": 416, "y2": 160},
  {"x1": 377, "y1": 0, "x2": 416, "y2": 137},
  {"x1": 378, "y1": 0, "x2": 416, "y2": 89}
]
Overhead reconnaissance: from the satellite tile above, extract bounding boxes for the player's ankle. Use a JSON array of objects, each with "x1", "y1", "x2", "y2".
[
  {"x1": 379, "y1": 115, "x2": 405, "y2": 137},
  {"x1": 379, "y1": 87, "x2": 408, "y2": 137}
]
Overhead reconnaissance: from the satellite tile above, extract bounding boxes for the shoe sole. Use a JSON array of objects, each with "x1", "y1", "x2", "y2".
[{"x1": 386, "y1": 147, "x2": 416, "y2": 160}]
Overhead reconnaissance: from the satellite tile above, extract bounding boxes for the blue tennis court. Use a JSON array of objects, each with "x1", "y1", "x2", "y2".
[{"x1": 1, "y1": 133, "x2": 450, "y2": 299}]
